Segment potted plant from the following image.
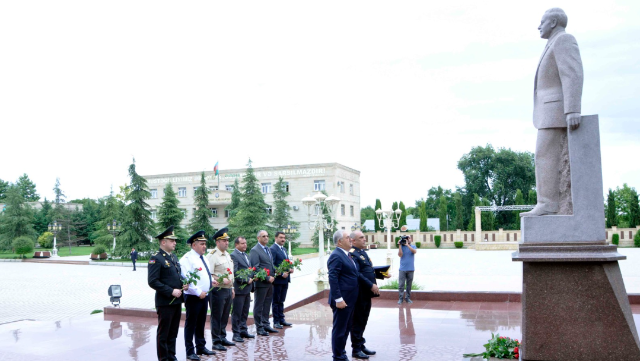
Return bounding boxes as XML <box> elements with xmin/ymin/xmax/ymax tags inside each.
<box><xmin>91</xmin><ymin>245</ymin><xmax>108</xmax><ymax>260</ymax></box>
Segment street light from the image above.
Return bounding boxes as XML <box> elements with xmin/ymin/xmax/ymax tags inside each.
<box><xmin>302</xmin><ymin>192</ymin><xmax>340</xmax><ymax>287</ymax></box>
<box><xmin>107</xmin><ymin>220</ymin><xmax>122</xmax><ymax>255</ymax></box>
<box><xmin>47</xmin><ymin>221</ymin><xmax>62</xmax><ymax>258</ymax></box>
<box><xmin>375</xmin><ymin>208</ymin><xmax>402</xmax><ymax>265</ymax></box>
<box><xmin>282</xmin><ymin>223</ymin><xmax>298</xmax><ymax>257</ymax></box>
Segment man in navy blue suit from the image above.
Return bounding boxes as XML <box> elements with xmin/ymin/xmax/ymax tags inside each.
<box><xmin>271</xmin><ymin>231</ymin><xmax>293</xmax><ymax>329</ymax></box>
<box><xmin>328</xmin><ymin>230</ymin><xmax>359</xmax><ymax>361</ymax></box>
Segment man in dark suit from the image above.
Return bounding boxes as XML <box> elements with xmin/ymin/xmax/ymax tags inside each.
<box><xmin>328</xmin><ymin>230</ymin><xmax>359</xmax><ymax>361</ymax></box>
<box><xmin>349</xmin><ymin>230</ymin><xmax>389</xmax><ymax>359</ymax></box>
<box><xmin>249</xmin><ymin>230</ymin><xmax>277</xmax><ymax>336</ymax></box>
<box><xmin>131</xmin><ymin>248</ymin><xmax>138</xmax><ymax>271</ymax></box>
<box><xmin>270</xmin><ymin>231</ymin><xmax>292</xmax><ymax>329</ymax></box>
<box><xmin>230</xmin><ymin>236</ymin><xmax>255</xmax><ymax>342</ymax></box>
<box><xmin>148</xmin><ymin>226</ymin><xmax>187</xmax><ymax>361</ymax></box>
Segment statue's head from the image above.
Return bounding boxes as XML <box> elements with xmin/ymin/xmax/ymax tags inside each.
<box><xmin>538</xmin><ymin>8</ymin><xmax>568</xmax><ymax>39</ymax></box>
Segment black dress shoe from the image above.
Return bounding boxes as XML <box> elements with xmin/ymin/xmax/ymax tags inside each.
<box><xmin>362</xmin><ymin>347</ymin><xmax>377</xmax><ymax>355</ymax></box>
<box><xmin>211</xmin><ymin>343</ymin><xmax>227</xmax><ymax>351</ymax></box>
<box><xmin>273</xmin><ymin>323</ymin><xmax>283</xmax><ymax>329</ymax></box>
<box><xmin>232</xmin><ymin>335</ymin><xmax>245</xmax><ymax>342</ymax></box>
<box><xmin>196</xmin><ymin>347</ymin><xmax>215</xmax><ymax>356</ymax></box>
<box><xmin>281</xmin><ymin>321</ymin><xmax>293</xmax><ymax>326</ymax></box>
<box><xmin>186</xmin><ymin>354</ymin><xmax>201</xmax><ymax>361</ymax></box>
<box><xmin>220</xmin><ymin>339</ymin><xmax>236</xmax><ymax>347</ymax></box>
<box><xmin>264</xmin><ymin>326</ymin><xmax>279</xmax><ymax>333</ymax></box>
<box><xmin>240</xmin><ymin>332</ymin><xmax>255</xmax><ymax>338</ymax></box>
<box><xmin>256</xmin><ymin>330</ymin><xmax>269</xmax><ymax>336</ymax></box>
<box><xmin>352</xmin><ymin>351</ymin><xmax>370</xmax><ymax>359</ymax></box>
<box><xmin>170</xmin><ymin>356</ymin><xmax>178</xmax><ymax>361</ymax></box>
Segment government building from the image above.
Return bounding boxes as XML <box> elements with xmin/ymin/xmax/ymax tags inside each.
<box><xmin>143</xmin><ymin>163</ymin><xmax>361</xmax><ymax>246</ymax></box>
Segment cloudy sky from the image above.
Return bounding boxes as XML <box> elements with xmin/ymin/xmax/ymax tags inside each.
<box><xmin>1</xmin><ymin>0</ymin><xmax>638</xmax><ymax>208</ymax></box>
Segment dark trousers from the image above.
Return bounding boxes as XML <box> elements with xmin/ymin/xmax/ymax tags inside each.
<box><xmin>132</xmin><ymin>260</ymin><xmax>136</xmax><ymax>270</ymax></box>
<box><xmin>156</xmin><ymin>304</ymin><xmax>181</xmax><ymax>361</ymax></box>
<box><xmin>272</xmin><ymin>283</ymin><xmax>289</xmax><ymax>324</ymax></box>
<box><xmin>232</xmin><ymin>292</ymin><xmax>251</xmax><ymax>336</ymax></box>
<box><xmin>331</xmin><ymin>303</ymin><xmax>356</xmax><ymax>361</ymax></box>
<box><xmin>350</xmin><ymin>293</ymin><xmax>372</xmax><ymax>352</ymax></box>
<box><xmin>253</xmin><ymin>285</ymin><xmax>273</xmax><ymax>330</ymax></box>
<box><xmin>209</xmin><ymin>288</ymin><xmax>232</xmax><ymax>343</ymax></box>
<box><xmin>184</xmin><ymin>294</ymin><xmax>209</xmax><ymax>355</ymax></box>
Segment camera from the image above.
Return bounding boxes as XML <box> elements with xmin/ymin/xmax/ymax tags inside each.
<box><xmin>399</xmin><ymin>235</ymin><xmax>410</xmax><ymax>246</ymax></box>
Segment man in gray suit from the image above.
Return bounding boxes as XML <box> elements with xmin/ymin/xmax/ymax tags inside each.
<box><xmin>230</xmin><ymin>237</ymin><xmax>254</xmax><ymax>342</ymax></box>
<box><xmin>249</xmin><ymin>230</ymin><xmax>277</xmax><ymax>336</ymax></box>
<box><xmin>521</xmin><ymin>8</ymin><xmax>583</xmax><ymax>217</ymax></box>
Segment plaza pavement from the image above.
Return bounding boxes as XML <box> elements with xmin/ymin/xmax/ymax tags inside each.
<box><xmin>1</xmin><ymin>248</ymin><xmax>639</xmax><ymax>324</ymax></box>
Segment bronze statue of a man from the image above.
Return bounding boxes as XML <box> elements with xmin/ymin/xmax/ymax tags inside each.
<box><xmin>521</xmin><ymin>8</ymin><xmax>583</xmax><ymax>217</ymax></box>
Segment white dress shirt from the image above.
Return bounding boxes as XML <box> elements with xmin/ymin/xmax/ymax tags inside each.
<box><xmin>179</xmin><ymin>249</ymin><xmax>213</xmax><ymax>296</ymax></box>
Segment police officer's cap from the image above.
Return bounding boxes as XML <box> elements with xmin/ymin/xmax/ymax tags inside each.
<box><xmin>187</xmin><ymin>230</ymin><xmax>207</xmax><ymax>244</ymax></box>
<box><xmin>156</xmin><ymin>225</ymin><xmax>178</xmax><ymax>241</ymax></box>
<box><xmin>213</xmin><ymin>227</ymin><xmax>230</xmax><ymax>241</ymax></box>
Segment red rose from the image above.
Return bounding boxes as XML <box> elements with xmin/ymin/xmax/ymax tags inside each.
<box><xmin>514</xmin><ymin>347</ymin><xmax>519</xmax><ymax>353</ymax></box>
<box><xmin>227</xmin><ymin>268</ymin><xmax>231</xmax><ymax>272</ymax></box>
<box><xmin>266</xmin><ymin>269</ymin><xmax>270</xmax><ymax>275</ymax></box>
<box><xmin>198</xmin><ymin>267</ymin><xmax>203</xmax><ymax>271</ymax></box>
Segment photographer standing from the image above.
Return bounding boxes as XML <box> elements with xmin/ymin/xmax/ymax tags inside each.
<box><xmin>397</xmin><ymin>235</ymin><xmax>417</xmax><ymax>304</ymax></box>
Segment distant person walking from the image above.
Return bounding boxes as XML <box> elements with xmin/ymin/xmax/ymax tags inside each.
<box><xmin>131</xmin><ymin>248</ymin><xmax>138</xmax><ymax>271</ymax></box>
<box><xmin>397</xmin><ymin>235</ymin><xmax>417</xmax><ymax>304</ymax></box>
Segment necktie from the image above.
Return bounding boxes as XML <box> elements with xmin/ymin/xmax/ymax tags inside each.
<box><xmin>281</xmin><ymin>246</ymin><xmax>288</xmax><ymax>260</ymax></box>
<box><xmin>242</xmin><ymin>252</ymin><xmax>249</xmax><ymax>265</ymax></box>
<box><xmin>264</xmin><ymin>246</ymin><xmax>272</xmax><ymax>260</ymax></box>
<box><xmin>348</xmin><ymin>253</ymin><xmax>356</xmax><ymax>269</ymax></box>
<box><xmin>200</xmin><ymin>255</ymin><xmax>213</xmax><ymax>290</ymax></box>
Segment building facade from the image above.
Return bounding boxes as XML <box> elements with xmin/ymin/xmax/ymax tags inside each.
<box><xmin>143</xmin><ymin>163</ymin><xmax>361</xmax><ymax>246</ymax></box>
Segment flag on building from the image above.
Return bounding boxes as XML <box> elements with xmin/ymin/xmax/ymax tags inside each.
<box><xmin>214</xmin><ymin>162</ymin><xmax>219</xmax><ymax>176</ymax></box>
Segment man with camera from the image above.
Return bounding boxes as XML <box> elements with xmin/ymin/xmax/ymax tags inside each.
<box><xmin>397</xmin><ymin>235</ymin><xmax>417</xmax><ymax>304</ymax></box>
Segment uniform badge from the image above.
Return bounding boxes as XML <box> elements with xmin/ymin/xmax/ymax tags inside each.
<box><xmin>149</xmin><ymin>259</ymin><xmax>156</xmax><ymax>264</ymax></box>
<box><xmin>349</xmin><ymin>249</ymin><xmax>355</xmax><ymax>253</ymax></box>
<box><xmin>360</xmin><ymin>255</ymin><xmax>365</xmax><ymax>260</ymax></box>
<box><xmin>163</xmin><ymin>253</ymin><xmax>167</xmax><ymax>257</ymax></box>
<box><xmin>165</xmin><ymin>260</ymin><xmax>170</xmax><ymax>266</ymax></box>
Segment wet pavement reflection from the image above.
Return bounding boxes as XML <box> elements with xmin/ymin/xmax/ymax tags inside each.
<box><xmin>2</xmin><ymin>300</ymin><xmax>638</xmax><ymax>360</ymax></box>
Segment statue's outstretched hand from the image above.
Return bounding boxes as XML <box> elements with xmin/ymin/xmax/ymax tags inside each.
<box><xmin>567</xmin><ymin>113</ymin><xmax>581</xmax><ymax>131</ymax></box>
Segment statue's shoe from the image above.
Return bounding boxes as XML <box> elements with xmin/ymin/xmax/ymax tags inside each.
<box><xmin>520</xmin><ymin>206</ymin><xmax>557</xmax><ymax>217</ymax></box>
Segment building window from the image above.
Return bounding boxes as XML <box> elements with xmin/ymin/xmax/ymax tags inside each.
<box><xmin>284</xmin><ymin>182</ymin><xmax>290</xmax><ymax>192</ymax></box>
<box><xmin>338</xmin><ymin>181</ymin><xmax>345</xmax><ymax>193</ymax></box>
<box><xmin>261</xmin><ymin>183</ymin><xmax>272</xmax><ymax>194</ymax></box>
<box><xmin>314</xmin><ymin>180</ymin><xmax>325</xmax><ymax>191</ymax></box>
<box><xmin>151</xmin><ymin>210</ymin><xmax>157</xmax><ymax>219</ymax></box>
<box><xmin>210</xmin><ymin>208</ymin><xmax>218</xmax><ymax>218</ymax></box>
<box><xmin>341</xmin><ymin>204</ymin><xmax>345</xmax><ymax>216</ymax></box>
<box><xmin>225</xmin><ymin>185</ymin><xmax>234</xmax><ymax>191</ymax></box>
<box><xmin>225</xmin><ymin>210</ymin><xmax>230</xmax><ymax>218</ymax></box>
<box><xmin>210</xmin><ymin>186</ymin><xmax>219</xmax><ymax>191</ymax></box>
<box><xmin>178</xmin><ymin>187</ymin><xmax>187</xmax><ymax>197</ymax></box>
<box><xmin>349</xmin><ymin>184</ymin><xmax>354</xmax><ymax>195</ymax></box>
<box><xmin>350</xmin><ymin>205</ymin><xmax>354</xmax><ymax>217</ymax></box>
<box><xmin>193</xmin><ymin>187</ymin><xmax>199</xmax><ymax>194</ymax></box>
<box><xmin>150</xmin><ymin>189</ymin><xmax>158</xmax><ymax>199</ymax></box>
<box><xmin>265</xmin><ymin>206</ymin><xmax>273</xmax><ymax>214</ymax></box>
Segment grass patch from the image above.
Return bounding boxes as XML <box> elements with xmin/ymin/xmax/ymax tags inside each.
<box><xmin>0</xmin><ymin>246</ymin><xmax>95</xmax><ymax>259</ymax></box>
<box><xmin>90</xmin><ymin>309</ymin><xmax>104</xmax><ymax>314</ymax></box>
<box><xmin>379</xmin><ymin>279</ymin><xmax>423</xmax><ymax>290</ymax></box>
<box><xmin>291</xmin><ymin>248</ymin><xmax>318</xmax><ymax>256</ymax></box>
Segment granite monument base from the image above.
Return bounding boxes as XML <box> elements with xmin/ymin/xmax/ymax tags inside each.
<box><xmin>515</xmin><ymin>244</ymin><xmax>640</xmax><ymax>360</ymax></box>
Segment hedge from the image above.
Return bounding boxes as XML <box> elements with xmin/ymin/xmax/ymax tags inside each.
<box><xmin>454</xmin><ymin>241</ymin><xmax>463</xmax><ymax>248</ymax></box>
<box><xmin>434</xmin><ymin>235</ymin><xmax>441</xmax><ymax>248</ymax></box>
<box><xmin>612</xmin><ymin>233</ymin><xmax>619</xmax><ymax>245</ymax></box>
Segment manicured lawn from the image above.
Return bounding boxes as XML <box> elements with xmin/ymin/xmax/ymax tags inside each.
<box><xmin>0</xmin><ymin>246</ymin><xmax>94</xmax><ymax>259</ymax></box>
<box><xmin>291</xmin><ymin>247</ymin><xmax>318</xmax><ymax>256</ymax></box>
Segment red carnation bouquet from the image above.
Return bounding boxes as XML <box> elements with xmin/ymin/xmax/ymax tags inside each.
<box><xmin>235</xmin><ymin>267</ymin><xmax>256</xmax><ymax>289</ymax></box>
<box><xmin>463</xmin><ymin>333</ymin><xmax>520</xmax><ymax>360</ymax></box>
<box><xmin>170</xmin><ymin>268</ymin><xmax>200</xmax><ymax>304</ymax></box>
<box><xmin>253</xmin><ymin>267</ymin><xmax>270</xmax><ymax>282</ymax></box>
<box><xmin>291</xmin><ymin>258</ymin><xmax>303</xmax><ymax>271</ymax></box>
<box><xmin>275</xmin><ymin>259</ymin><xmax>294</xmax><ymax>276</ymax></box>
<box><xmin>211</xmin><ymin>268</ymin><xmax>233</xmax><ymax>291</ymax></box>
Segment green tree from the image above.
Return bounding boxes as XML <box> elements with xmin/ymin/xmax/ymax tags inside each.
<box><xmin>391</xmin><ymin>202</ymin><xmax>399</xmax><ymax>231</ymax></box>
<box><xmin>118</xmin><ymin>160</ymin><xmax>155</xmax><ymax>257</ymax></box>
<box><xmin>614</xmin><ymin>184</ymin><xmax>638</xmax><ymax>228</ymax></box>
<box><xmin>438</xmin><ymin>196</ymin><xmax>448</xmax><ymax>231</ymax></box>
<box><xmin>481</xmin><ymin>198</ymin><xmax>496</xmax><ymax>231</ymax></box>
<box><xmin>454</xmin><ymin>193</ymin><xmax>464</xmax><ymax>230</ymax></box>
<box><xmin>398</xmin><ymin>201</ymin><xmax>407</xmax><ymax>230</ymax></box>
<box><xmin>360</xmin><ymin>205</ymin><xmax>375</xmax><ymax>226</ymax></box>
<box><xmin>419</xmin><ymin>201</ymin><xmax>428</xmax><ymax>232</ymax></box>
<box><xmin>225</xmin><ymin>178</ymin><xmax>242</xmax><ymax>222</ymax></box>
<box><xmin>606</xmin><ymin>189</ymin><xmax>617</xmax><ymax>228</ymax></box>
<box><xmin>527</xmin><ymin>190</ymin><xmax>537</xmax><ymax>205</ymax></box>
<box><xmin>49</xmin><ymin>178</ymin><xmax>68</xmax><ymax>222</ymax></box>
<box><xmin>310</xmin><ymin>190</ymin><xmax>338</xmax><ymax>248</ymax></box>
<box><xmin>33</xmin><ymin>198</ymin><xmax>52</xmax><ymax>235</ymax></box>
<box><xmin>16</xmin><ymin>174</ymin><xmax>40</xmax><ymax>202</ymax></box>
<box><xmin>91</xmin><ymin>189</ymin><xmax>124</xmax><ymax>249</ymax></box>
<box><xmin>0</xmin><ymin>185</ymin><xmax>37</xmax><ymax>251</ymax></box>
<box><xmin>374</xmin><ymin>199</ymin><xmax>382</xmax><ymax>232</ymax></box>
<box><xmin>188</xmin><ymin>172</ymin><xmax>216</xmax><ymax>245</ymax></box>
<box><xmin>13</xmin><ymin>236</ymin><xmax>34</xmax><ymax>258</ymax></box>
<box><xmin>157</xmin><ymin>182</ymin><xmax>188</xmax><ymax>255</ymax></box>
<box><xmin>514</xmin><ymin>189</ymin><xmax>525</xmax><ymax>230</ymax></box>
<box><xmin>467</xmin><ymin>194</ymin><xmax>481</xmax><ymax>231</ymax></box>
<box><xmin>0</xmin><ymin>179</ymin><xmax>9</xmax><ymax>201</ymax></box>
<box><xmin>629</xmin><ymin>189</ymin><xmax>640</xmax><ymax>228</ymax></box>
<box><xmin>227</xmin><ymin>159</ymin><xmax>272</xmax><ymax>250</ymax></box>
<box><xmin>271</xmin><ymin>177</ymin><xmax>300</xmax><ymax>246</ymax></box>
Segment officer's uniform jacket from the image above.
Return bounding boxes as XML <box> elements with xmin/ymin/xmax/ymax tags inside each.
<box><xmin>206</xmin><ymin>247</ymin><xmax>234</xmax><ymax>289</ymax></box>
<box><xmin>148</xmin><ymin>248</ymin><xmax>184</xmax><ymax>306</ymax></box>
<box><xmin>349</xmin><ymin>246</ymin><xmax>382</xmax><ymax>298</ymax></box>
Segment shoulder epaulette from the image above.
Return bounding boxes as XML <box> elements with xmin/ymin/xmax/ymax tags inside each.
<box><xmin>209</xmin><ymin>250</ymin><xmax>217</xmax><ymax>255</ymax></box>
<box><xmin>349</xmin><ymin>248</ymin><xmax>355</xmax><ymax>253</ymax></box>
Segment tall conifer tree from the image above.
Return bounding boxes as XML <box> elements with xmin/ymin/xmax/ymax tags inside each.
<box><xmin>0</xmin><ymin>185</ymin><xmax>37</xmax><ymax>250</ymax></box>
<box><xmin>454</xmin><ymin>193</ymin><xmax>464</xmax><ymax>230</ymax></box>
<box><xmin>606</xmin><ymin>189</ymin><xmax>617</xmax><ymax>228</ymax></box>
<box><xmin>158</xmin><ymin>182</ymin><xmax>188</xmax><ymax>254</ymax></box>
<box><xmin>119</xmin><ymin>159</ymin><xmax>154</xmax><ymax>257</ymax></box>
<box><xmin>374</xmin><ymin>199</ymin><xmax>382</xmax><ymax>232</ymax></box>
<box><xmin>438</xmin><ymin>196</ymin><xmax>448</xmax><ymax>231</ymax></box>
<box><xmin>225</xmin><ymin>178</ymin><xmax>242</xmax><ymax>223</ymax></box>
<box><xmin>419</xmin><ymin>202</ymin><xmax>428</xmax><ymax>232</ymax></box>
<box><xmin>16</xmin><ymin>174</ymin><xmax>39</xmax><ymax>202</ymax></box>
<box><xmin>272</xmin><ymin>177</ymin><xmax>300</xmax><ymax>243</ymax></box>
<box><xmin>189</xmin><ymin>172</ymin><xmax>216</xmax><ymax>244</ymax></box>
<box><xmin>514</xmin><ymin>189</ymin><xmax>525</xmax><ymax>230</ymax></box>
<box><xmin>398</xmin><ymin>201</ymin><xmax>407</xmax><ymax>230</ymax></box>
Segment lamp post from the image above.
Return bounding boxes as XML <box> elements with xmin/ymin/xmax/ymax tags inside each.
<box><xmin>107</xmin><ymin>220</ymin><xmax>122</xmax><ymax>255</ymax></box>
<box><xmin>375</xmin><ymin>208</ymin><xmax>402</xmax><ymax>266</ymax></box>
<box><xmin>48</xmin><ymin>221</ymin><xmax>62</xmax><ymax>258</ymax></box>
<box><xmin>282</xmin><ymin>223</ymin><xmax>298</xmax><ymax>258</ymax></box>
<box><xmin>302</xmin><ymin>192</ymin><xmax>340</xmax><ymax>289</ymax></box>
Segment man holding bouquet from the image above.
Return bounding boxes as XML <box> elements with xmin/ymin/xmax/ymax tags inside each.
<box><xmin>271</xmin><ymin>231</ymin><xmax>293</xmax><ymax>329</ymax></box>
<box><xmin>206</xmin><ymin>228</ymin><xmax>236</xmax><ymax>351</ymax></box>
<box><xmin>250</xmin><ymin>230</ymin><xmax>277</xmax><ymax>336</ymax></box>
<box><xmin>230</xmin><ymin>236</ymin><xmax>255</xmax><ymax>342</ymax></box>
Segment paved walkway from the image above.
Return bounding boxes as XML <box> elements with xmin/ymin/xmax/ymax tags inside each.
<box><xmin>2</xmin><ymin>248</ymin><xmax>639</xmax><ymax>324</ymax></box>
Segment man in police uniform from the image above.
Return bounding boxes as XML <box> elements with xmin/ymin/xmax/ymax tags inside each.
<box><xmin>148</xmin><ymin>226</ymin><xmax>187</xmax><ymax>361</ymax></box>
<box><xmin>349</xmin><ymin>230</ymin><xmax>389</xmax><ymax>359</ymax></box>
<box><xmin>206</xmin><ymin>227</ymin><xmax>236</xmax><ymax>351</ymax></box>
